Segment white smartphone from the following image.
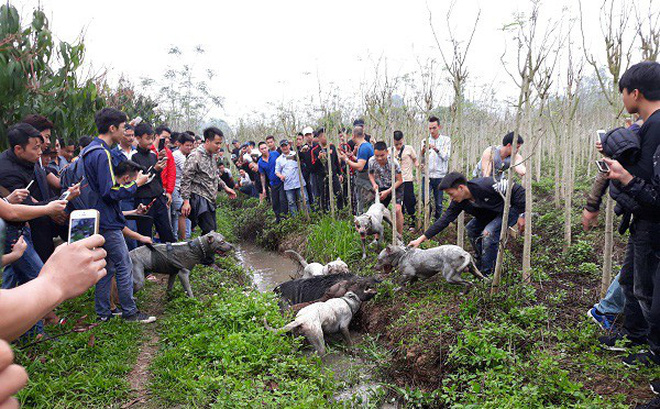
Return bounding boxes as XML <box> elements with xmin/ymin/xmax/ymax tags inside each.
<box><xmin>596</xmin><ymin>129</ymin><xmax>606</xmax><ymax>144</ymax></box>
<box><xmin>68</xmin><ymin>209</ymin><xmax>100</xmax><ymax>244</ymax></box>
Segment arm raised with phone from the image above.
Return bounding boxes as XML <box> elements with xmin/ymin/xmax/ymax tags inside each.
<box><xmin>0</xmin><ymin>196</ymin><xmax>67</xmax><ymax>222</ymax></box>
<box><xmin>0</xmin><ymin>234</ymin><xmax>107</xmax><ymax>341</ymax></box>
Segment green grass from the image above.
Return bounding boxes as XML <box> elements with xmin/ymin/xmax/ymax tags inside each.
<box><xmin>306</xmin><ymin>216</ymin><xmax>363</xmax><ymax>265</ymax></box>
<box><xmin>148</xmin><ymin>260</ymin><xmax>338</xmax><ymax>408</ymax></box>
<box><xmin>14</xmin><ymin>287</ymin><xmax>148</xmax><ymax>408</ymax></box>
<box><xmin>12</xmin><ymin>174</ymin><xmax>648</xmax><ymax>408</ymax></box>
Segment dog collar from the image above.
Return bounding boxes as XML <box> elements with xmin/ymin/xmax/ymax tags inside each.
<box><xmin>190</xmin><ymin>237</ymin><xmax>208</xmax><ymax>259</ymax></box>
<box><xmin>339</xmin><ymin>296</ymin><xmax>358</xmax><ymax>315</ymax></box>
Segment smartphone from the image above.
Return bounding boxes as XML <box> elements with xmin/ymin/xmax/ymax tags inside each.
<box><xmin>158</xmin><ymin>138</ymin><xmax>166</xmax><ymax>151</ymax></box>
<box><xmin>596</xmin><ymin>130</ymin><xmax>606</xmax><ymax>144</ymax></box>
<box><xmin>68</xmin><ymin>209</ymin><xmax>100</xmax><ymax>244</ymax></box>
<box><xmin>144</xmin><ymin>197</ymin><xmax>157</xmax><ymax>212</ymax></box>
<box><xmin>59</xmin><ymin>190</ymin><xmax>71</xmax><ymax>201</ymax></box>
<box><xmin>595</xmin><ymin>160</ymin><xmax>610</xmax><ymax>173</ymax></box>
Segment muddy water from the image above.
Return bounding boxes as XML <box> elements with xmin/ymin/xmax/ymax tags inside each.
<box><xmin>235</xmin><ymin>243</ymin><xmax>393</xmax><ymax>407</ymax></box>
<box><xmin>235</xmin><ymin>242</ymin><xmax>299</xmax><ymax>291</ymax></box>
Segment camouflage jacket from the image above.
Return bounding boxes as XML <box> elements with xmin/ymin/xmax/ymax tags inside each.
<box><xmin>180</xmin><ymin>146</ymin><xmax>226</xmax><ymax>203</ymax></box>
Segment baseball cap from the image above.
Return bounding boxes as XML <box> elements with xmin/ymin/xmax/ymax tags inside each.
<box><xmin>302</xmin><ymin>126</ymin><xmax>314</xmax><ymax>135</ymax></box>
<box><xmin>279</xmin><ymin>139</ymin><xmax>290</xmax><ymax>146</ymax></box>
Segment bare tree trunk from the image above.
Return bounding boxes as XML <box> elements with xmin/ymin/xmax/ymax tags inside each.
<box><xmin>416</xmin><ymin>136</ymin><xmax>423</xmax><ymax>230</ymax></box>
<box><xmin>424</xmin><ymin>136</ymin><xmax>431</xmax><ymax>231</ymax></box>
<box><xmin>295</xmin><ymin>145</ymin><xmax>310</xmax><ymax>221</ymax></box>
<box><xmin>601</xmin><ymin>196</ymin><xmax>615</xmax><ymax>297</ymax></box>
<box><xmin>327</xmin><ymin>139</ymin><xmax>336</xmax><ymax>219</ymax></box>
<box><xmin>391</xmin><ymin>131</ymin><xmax>397</xmax><ymax>245</ymax></box>
<box><xmin>562</xmin><ymin>124</ymin><xmax>574</xmax><ymax>252</ymax></box>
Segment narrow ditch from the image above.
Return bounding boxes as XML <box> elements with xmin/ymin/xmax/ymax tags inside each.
<box><xmin>235</xmin><ymin>242</ymin><xmax>394</xmax><ymax>407</ymax></box>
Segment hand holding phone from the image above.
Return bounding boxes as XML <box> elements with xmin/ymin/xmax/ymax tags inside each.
<box><xmin>42</xmin><ymin>234</ymin><xmax>107</xmax><ymax>301</ymax></box>
<box><xmin>5</xmin><ymin>188</ymin><xmax>30</xmax><ymax>204</ymax></box>
<box><xmin>595</xmin><ymin>160</ymin><xmax>610</xmax><ymax>173</ymax></box>
<box><xmin>143</xmin><ymin>197</ymin><xmax>157</xmax><ymax>213</ymax></box>
<box><xmin>68</xmin><ymin>210</ymin><xmax>100</xmax><ymax>244</ymax></box>
<box><xmin>46</xmin><ymin>200</ymin><xmax>68</xmax><ymax>216</ymax></box>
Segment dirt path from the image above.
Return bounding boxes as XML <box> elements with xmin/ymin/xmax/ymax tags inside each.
<box><xmin>122</xmin><ymin>278</ymin><xmax>167</xmax><ymax>409</ymax></box>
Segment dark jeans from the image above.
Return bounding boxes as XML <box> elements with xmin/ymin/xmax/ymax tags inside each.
<box><xmin>270</xmin><ymin>183</ymin><xmax>288</xmax><ymax>222</ymax></box>
<box><xmin>120</xmin><ymin>199</ymin><xmax>137</xmax><ymax>250</ymax></box>
<box><xmin>303</xmin><ymin>171</ymin><xmax>315</xmax><ymax>206</ymax></box>
<box><xmin>622</xmin><ymin>219</ymin><xmax>660</xmax><ymax>354</ymax></box>
<box><xmin>317</xmin><ymin>174</ymin><xmax>344</xmax><ymax>212</ymax></box>
<box><xmin>95</xmin><ymin>229</ymin><xmax>137</xmax><ymax>318</ymax></box>
<box><xmin>2</xmin><ymin>226</ymin><xmax>44</xmax><ymax>336</ymax></box>
<box><xmin>402</xmin><ymin>181</ymin><xmax>416</xmax><ymax>220</ymax></box>
<box><xmin>197</xmin><ymin>209</ymin><xmax>217</xmax><ymax>235</ymax></box>
<box><xmin>135</xmin><ymin>195</ymin><xmax>176</xmax><ymax>244</ymax></box>
<box><xmin>423</xmin><ymin>177</ymin><xmax>445</xmax><ymax>220</ymax></box>
<box><xmin>239</xmin><ymin>184</ymin><xmax>257</xmax><ymax>198</ymax></box>
<box><xmin>29</xmin><ymin>216</ymin><xmax>55</xmax><ymax>263</ymax></box>
<box><xmin>465</xmin><ymin>216</ymin><xmax>502</xmax><ymax>276</ymax></box>
<box><xmin>285</xmin><ymin>187</ymin><xmax>310</xmax><ymax>215</ymax></box>
<box><xmin>619</xmin><ymin>238</ymin><xmax>648</xmax><ymax>343</ymax></box>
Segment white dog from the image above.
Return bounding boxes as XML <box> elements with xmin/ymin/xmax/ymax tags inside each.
<box><xmin>264</xmin><ymin>290</ymin><xmax>376</xmax><ymax>354</ymax></box>
<box><xmin>353</xmin><ymin>191</ymin><xmax>393</xmax><ymax>259</ymax></box>
<box><xmin>285</xmin><ymin>250</ymin><xmax>350</xmax><ymax>279</ymax></box>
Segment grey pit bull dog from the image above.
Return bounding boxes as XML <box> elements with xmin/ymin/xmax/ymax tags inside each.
<box><xmin>354</xmin><ymin>191</ymin><xmax>392</xmax><ymax>259</ymax></box>
<box><xmin>264</xmin><ymin>289</ymin><xmax>377</xmax><ymax>355</ymax></box>
<box><xmin>375</xmin><ymin>244</ymin><xmax>485</xmax><ymax>287</ymax></box>
<box><xmin>130</xmin><ymin>232</ymin><xmax>234</xmax><ymax>298</ymax></box>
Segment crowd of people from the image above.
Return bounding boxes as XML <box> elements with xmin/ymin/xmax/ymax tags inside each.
<box><xmin>1</xmin><ymin>60</ymin><xmax>659</xmax><ymax>407</ymax></box>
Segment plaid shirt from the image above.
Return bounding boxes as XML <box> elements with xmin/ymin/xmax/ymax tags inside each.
<box><xmin>180</xmin><ymin>146</ymin><xmax>226</xmax><ymax>203</ymax></box>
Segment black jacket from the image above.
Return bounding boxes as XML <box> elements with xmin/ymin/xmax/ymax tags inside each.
<box><xmin>617</xmin><ymin>110</ymin><xmax>660</xmax><ymax>220</ymax></box>
<box><xmin>424</xmin><ymin>177</ymin><xmax>526</xmax><ymax>239</ymax></box>
<box><xmin>310</xmin><ymin>143</ymin><xmax>342</xmax><ymax>178</ymax></box>
<box><xmin>0</xmin><ymin>149</ymin><xmax>51</xmax><ymax>228</ymax></box>
<box><xmin>131</xmin><ymin>146</ymin><xmax>164</xmax><ymax>199</ymax></box>
<box><xmin>298</xmin><ymin>143</ymin><xmax>316</xmax><ymax>176</ymax></box>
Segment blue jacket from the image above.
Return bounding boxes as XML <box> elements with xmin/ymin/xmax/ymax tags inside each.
<box><xmin>82</xmin><ymin>137</ymin><xmax>137</xmax><ymax>231</ymax></box>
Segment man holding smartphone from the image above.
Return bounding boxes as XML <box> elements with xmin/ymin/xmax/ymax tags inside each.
<box><xmin>131</xmin><ymin>122</ymin><xmax>176</xmax><ymax>244</ymax></box>
<box><xmin>154</xmin><ymin>126</ymin><xmax>176</xmax><ymax>209</ymax></box>
<box><xmin>83</xmin><ymin>108</ymin><xmax>155</xmax><ymax>324</ymax></box>
<box><xmin>581</xmin><ymin>62</ymin><xmax>660</xmax><ymax>381</ymax></box>
<box><xmin>0</xmin><ymin>123</ymin><xmax>69</xmax><ymax>339</ymax></box>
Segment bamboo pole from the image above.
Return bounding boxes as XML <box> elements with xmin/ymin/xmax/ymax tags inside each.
<box><xmin>327</xmin><ymin>128</ymin><xmax>336</xmax><ymax>219</ymax></box>
<box><xmin>391</xmin><ymin>131</ymin><xmax>397</xmax><ymax>245</ymax></box>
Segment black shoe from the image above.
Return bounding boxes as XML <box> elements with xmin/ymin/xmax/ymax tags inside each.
<box><xmin>599</xmin><ymin>332</ymin><xmax>645</xmax><ymax>352</ymax></box>
<box><xmin>623</xmin><ymin>351</ymin><xmax>660</xmax><ymax>368</ymax></box>
<box><xmin>97</xmin><ymin>315</ymin><xmax>113</xmax><ymax>323</ymax></box>
<box><xmin>123</xmin><ymin>311</ymin><xmax>156</xmax><ymax>324</ymax></box>
<box><xmin>110</xmin><ymin>308</ymin><xmax>123</xmax><ymax>316</ymax></box>
<box><xmin>636</xmin><ymin>396</ymin><xmax>660</xmax><ymax>408</ymax></box>
<box><xmin>651</xmin><ymin>379</ymin><xmax>660</xmax><ymax>395</ymax></box>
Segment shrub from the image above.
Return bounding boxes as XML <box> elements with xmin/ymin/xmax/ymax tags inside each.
<box><xmin>306</xmin><ymin>217</ymin><xmax>362</xmax><ymax>265</ymax></box>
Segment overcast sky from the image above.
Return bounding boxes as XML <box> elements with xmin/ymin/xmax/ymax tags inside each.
<box><xmin>13</xmin><ymin>0</ymin><xmax>648</xmax><ymax>126</ymax></box>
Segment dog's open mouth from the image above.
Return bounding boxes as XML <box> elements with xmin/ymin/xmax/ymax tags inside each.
<box><xmin>215</xmin><ymin>245</ymin><xmax>234</xmax><ymax>255</ymax></box>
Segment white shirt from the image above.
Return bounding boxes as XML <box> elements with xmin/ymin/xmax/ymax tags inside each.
<box><xmin>427</xmin><ymin>134</ymin><xmax>451</xmax><ymax>179</ymax></box>
<box><xmin>172</xmin><ymin>150</ymin><xmax>187</xmax><ymax>190</ymax></box>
